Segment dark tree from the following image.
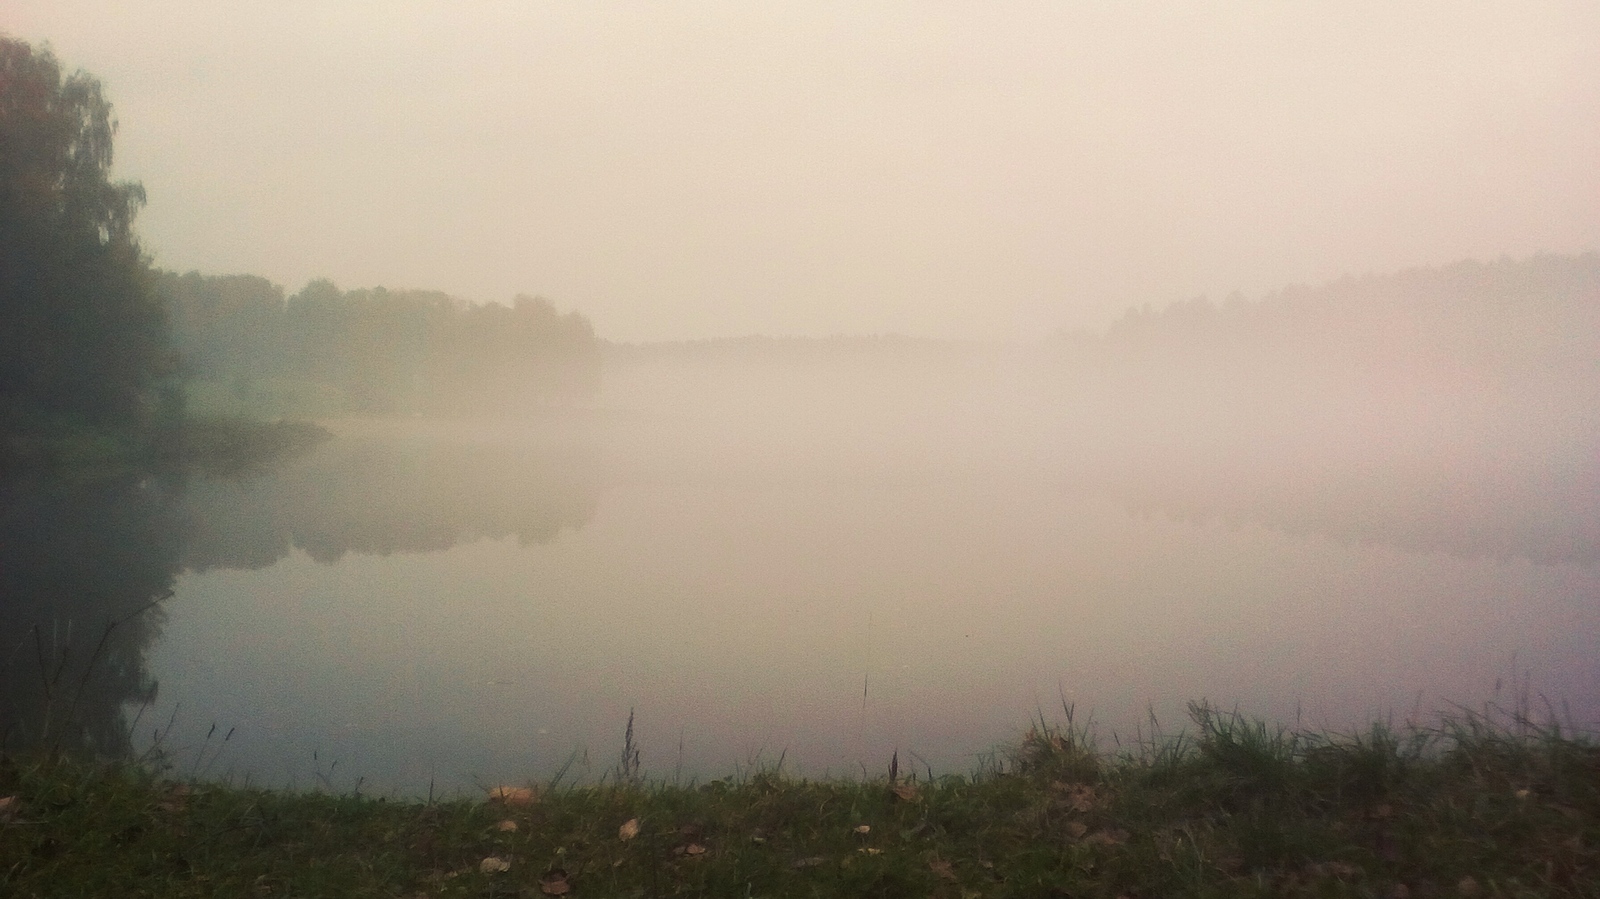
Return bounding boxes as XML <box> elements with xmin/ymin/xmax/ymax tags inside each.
<box><xmin>0</xmin><ymin>37</ymin><xmax>175</xmax><ymax>451</ymax></box>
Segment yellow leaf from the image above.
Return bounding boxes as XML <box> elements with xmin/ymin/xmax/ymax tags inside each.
<box><xmin>479</xmin><ymin>857</ymin><xmax>511</xmax><ymax>874</ymax></box>
<box><xmin>685</xmin><ymin>843</ymin><xmax>707</xmax><ymax>856</ymax></box>
<box><xmin>853</xmin><ymin>824</ymin><xmax>871</xmax><ymax>834</ymax></box>
<box><xmin>495</xmin><ymin>819</ymin><xmax>518</xmax><ymax>832</ymax></box>
<box><xmin>619</xmin><ymin>817</ymin><xmax>640</xmax><ymax>841</ymax></box>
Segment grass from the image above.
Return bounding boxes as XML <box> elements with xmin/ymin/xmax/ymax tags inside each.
<box><xmin>3</xmin><ymin>702</ymin><xmax>1598</xmax><ymax>898</ymax></box>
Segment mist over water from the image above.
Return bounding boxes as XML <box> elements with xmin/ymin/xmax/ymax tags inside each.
<box><xmin>3</xmin><ymin>258</ymin><xmax>1594</xmax><ymax>794</ymax></box>
<box><xmin>112</xmin><ymin>273</ymin><xmax>1598</xmax><ymax>793</ymax></box>
<box><xmin>5</xmin><ymin>7</ymin><xmax>1599</xmax><ymax>807</ymax></box>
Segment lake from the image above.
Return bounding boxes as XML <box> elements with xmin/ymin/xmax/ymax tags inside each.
<box><xmin>6</xmin><ymin>343</ymin><xmax>1598</xmax><ymax>794</ymax></box>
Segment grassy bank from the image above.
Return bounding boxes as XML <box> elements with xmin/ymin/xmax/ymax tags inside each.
<box><xmin>3</xmin><ymin>704</ymin><xmax>1597</xmax><ymax>898</ymax></box>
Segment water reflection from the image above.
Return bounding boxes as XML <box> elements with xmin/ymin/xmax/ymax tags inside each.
<box><xmin>6</xmin><ymin>371</ymin><xmax>1597</xmax><ymax>790</ymax></box>
<box><xmin>1091</xmin><ymin>449</ymin><xmax>1600</xmax><ymax>567</ymax></box>
<box><xmin>0</xmin><ymin>427</ymin><xmax>601</xmax><ymax>760</ymax></box>
<box><xmin>0</xmin><ymin>470</ymin><xmax>180</xmax><ymax>756</ymax></box>
<box><xmin>181</xmin><ymin>428</ymin><xmax>600</xmax><ymax>570</ymax></box>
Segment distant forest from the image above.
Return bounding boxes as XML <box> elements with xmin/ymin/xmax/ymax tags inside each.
<box><xmin>1049</xmin><ymin>253</ymin><xmax>1600</xmax><ymax>566</ymax></box>
<box><xmin>156</xmin><ymin>272</ymin><xmax>602</xmax><ymax>416</ymax></box>
<box><xmin>1060</xmin><ymin>253</ymin><xmax>1600</xmax><ymax>393</ymax></box>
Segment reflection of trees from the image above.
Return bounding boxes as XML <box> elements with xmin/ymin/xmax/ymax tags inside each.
<box><xmin>1098</xmin><ymin>450</ymin><xmax>1600</xmax><ymax>566</ymax></box>
<box><xmin>0</xmin><ymin>471</ymin><xmax>181</xmax><ymax>756</ymax></box>
<box><xmin>0</xmin><ymin>432</ymin><xmax>598</xmax><ymax>756</ymax></box>
<box><xmin>181</xmin><ymin>434</ymin><xmax>600</xmax><ymax>570</ymax></box>
<box><xmin>1052</xmin><ymin>255</ymin><xmax>1600</xmax><ymax>566</ymax></box>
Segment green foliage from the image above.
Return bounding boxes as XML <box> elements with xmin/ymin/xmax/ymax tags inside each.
<box><xmin>156</xmin><ymin>271</ymin><xmax>603</xmax><ymax>416</ymax></box>
<box><xmin>5</xmin><ymin>706</ymin><xmax>1598</xmax><ymax>897</ymax></box>
<box><xmin>0</xmin><ymin>37</ymin><xmax>177</xmax><ymax>454</ymax></box>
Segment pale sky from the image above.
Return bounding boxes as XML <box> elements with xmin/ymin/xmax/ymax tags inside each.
<box><xmin>9</xmin><ymin>2</ymin><xmax>1599</xmax><ymax>341</ymax></box>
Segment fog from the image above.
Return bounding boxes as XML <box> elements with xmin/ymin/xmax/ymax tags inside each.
<box><xmin>115</xmin><ymin>257</ymin><xmax>1599</xmax><ymax>788</ymax></box>
<box><xmin>9</xmin><ymin>257</ymin><xmax>1599</xmax><ymax>784</ymax></box>
<box><xmin>10</xmin><ymin>2</ymin><xmax>1599</xmax><ymax>340</ymax></box>
<box><xmin>6</xmin><ymin>6</ymin><xmax>1599</xmax><ymax>787</ymax></box>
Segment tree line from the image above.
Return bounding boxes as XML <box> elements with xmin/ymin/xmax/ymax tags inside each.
<box><xmin>1060</xmin><ymin>254</ymin><xmax>1600</xmax><ymax>394</ymax></box>
<box><xmin>2</xmin><ymin>33</ymin><xmax>603</xmax><ymax>467</ymax></box>
<box><xmin>157</xmin><ymin>272</ymin><xmax>601</xmax><ymax>416</ymax></box>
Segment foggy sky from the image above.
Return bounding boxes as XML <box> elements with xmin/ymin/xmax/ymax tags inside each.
<box><xmin>10</xmin><ymin>2</ymin><xmax>1599</xmax><ymax>341</ymax></box>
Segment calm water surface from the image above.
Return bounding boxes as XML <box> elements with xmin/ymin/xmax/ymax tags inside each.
<box><xmin>9</xmin><ymin>350</ymin><xmax>1599</xmax><ymax>794</ymax></box>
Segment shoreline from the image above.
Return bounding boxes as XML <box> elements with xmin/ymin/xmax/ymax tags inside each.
<box><xmin>5</xmin><ymin>702</ymin><xmax>1596</xmax><ymax>896</ymax></box>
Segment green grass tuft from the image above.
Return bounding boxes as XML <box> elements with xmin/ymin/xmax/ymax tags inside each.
<box><xmin>3</xmin><ymin>702</ymin><xmax>1598</xmax><ymax>897</ymax></box>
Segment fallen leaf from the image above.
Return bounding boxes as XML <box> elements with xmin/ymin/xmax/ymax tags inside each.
<box><xmin>1514</xmin><ymin>788</ymin><xmax>1531</xmax><ymax>800</ymax></box>
<box><xmin>540</xmin><ymin>870</ymin><xmax>571</xmax><ymax>895</ymax></box>
<box><xmin>157</xmin><ymin>785</ymin><xmax>191</xmax><ymax>814</ymax></box>
<box><xmin>1456</xmin><ymin>877</ymin><xmax>1480</xmax><ymax>897</ymax></box>
<box><xmin>854</xmin><ymin>824</ymin><xmax>871</xmax><ymax>834</ymax></box>
<box><xmin>859</xmin><ymin>847</ymin><xmax>882</xmax><ymax>855</ymax></box>
<box><xmin>792</xmin><ymin>856</ymin><xmax>826</xmax><ymax>869</ymax></box>
<box><xmin>495</xmin><ymin>820</ymin><xmax>519</xmax><ymax>832</ymax></box>
<box><xmin>891</xmin><ymin>783</ymin><xmax>921</xmax><ymax>801</ymax></box>
<box><xmin>929</xmin><ymin>859</ymin><xmax>957</xmax><ymax>881</ymax></box>
<box><xmin>489</xmin><ymin>785</ymin><xmax>538</xmax><ymax>806</ymax></box>
<box><xmin>479</xmin><ymin>857</ymin><xmax>511</xmax><ymax>874</ymax></box>
<box><xmin>1390</xmin><ymin>885</ymin><xmax>1411</xmax><ymax>899</ymax></box>
<box><xmin>0</xmin><ymin>796</ymin><xmax>16</xmax><ymax>822</ymax></box>
<box><xmin>619</xmin><ymin>818</ymin><xmax>640</xmax><ymax>841</ymax></box>
<box><xmin>1064</xmin><ymin>821</ymin><xmax>1088</xmax><ymax>839</ymax></box>
<box><xmin>685</xmin><ymin>843</ymin><xmax>707</xmax><ymax>856</ymax></box>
